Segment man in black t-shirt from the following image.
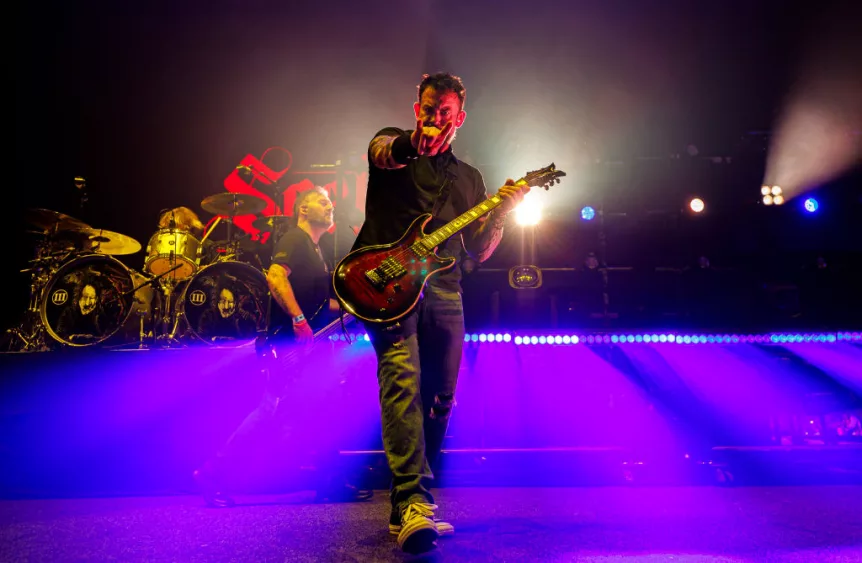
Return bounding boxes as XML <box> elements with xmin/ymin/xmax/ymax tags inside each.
<box><xmin>266</xmin><ymin>188</ymin><xmax>336</xmax><ymax>339</ymax></box>
<box><xmin>193</xmin><ymin>187</ymin><xmax>371</xmax><ymax>507</ymax></box>
<box><xmin>351</xmin><ymin>73</ymin><xmax>529</xmax><ymax>553</ymax></box>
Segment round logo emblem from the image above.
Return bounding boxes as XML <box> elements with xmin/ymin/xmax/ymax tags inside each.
<box><xmin>189</xmin><ymin>289</ymin><xmax>207</xmax><ymax>306</ymax></box>
<box><xmin>52</xmin><ymin>289</ymin><xmax>69</xmax><ymax>305</ymax></box>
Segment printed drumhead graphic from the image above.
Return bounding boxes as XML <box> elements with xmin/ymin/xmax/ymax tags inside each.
<box><xmin>182</xmin><ymin>262</ymin><xmax>267</xmax><ymax>344</ymax></box>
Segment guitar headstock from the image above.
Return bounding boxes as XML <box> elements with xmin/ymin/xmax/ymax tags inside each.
<box><xmin>520</xmin><ymin>163</ymin><xmax>566</xmax><ymax>191</ymax></box>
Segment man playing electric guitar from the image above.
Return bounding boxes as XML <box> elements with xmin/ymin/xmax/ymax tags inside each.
<box><xmin>348</xmin><ymin>73</ymin><xmax>530</xmax><ymax>554</ymax></box>
<box><xmin>192</xmin><ymin>186</ymin><xmax>371</xmax><ymax>507</ymax></box>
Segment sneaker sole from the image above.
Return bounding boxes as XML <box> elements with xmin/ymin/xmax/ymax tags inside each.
<box><xmin>390</xmin><ymin>523</ymin><xmax>454</xmax><ymax>537</ymax></box>
<box><xmin>397</xmin><ymin>521</ymin><xmax>439</xmax><ymax>554</ymax></box>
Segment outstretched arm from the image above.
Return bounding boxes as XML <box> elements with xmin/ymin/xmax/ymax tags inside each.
<box><xmin>368</xmin><ymin>121</ymin><xmax>456</xmax><ymax>170</ymax></box>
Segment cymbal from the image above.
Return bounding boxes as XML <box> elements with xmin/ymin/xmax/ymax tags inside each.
<box><xmin>201</xmin><ymin>192</ymin><xmax>267</xmax><ymax>216</ymax></box>
<box><xmin>25</xmin><ymin>208</ymin><xmax>90</xmax><ymax>232</ymax></box>
<box><xmin>64</xmin><ymin>228</ymin><xmax>142</xmax><ymax>255</ymax></box>
<box><xmin>251</xmin><ymin>215</ymin><xmax>292</xmax><ymax>233</ymax></box>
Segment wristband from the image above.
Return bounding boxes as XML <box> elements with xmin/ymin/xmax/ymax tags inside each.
<box><xmin>292</xmin><ymin>314</ymin><xmax>306</xmax><ymax>325</ymax></box>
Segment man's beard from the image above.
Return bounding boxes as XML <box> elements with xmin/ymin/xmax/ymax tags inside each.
<box><xmin>311</xmin><ymin>215</ymin><xmax>334</xmax><ymax>229</ymax></box>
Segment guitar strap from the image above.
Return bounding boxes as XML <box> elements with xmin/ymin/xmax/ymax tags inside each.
<box><xmin>429</xmin><ymin>154</ymin><xmax>455</xmax><ymax>217</ymax></box>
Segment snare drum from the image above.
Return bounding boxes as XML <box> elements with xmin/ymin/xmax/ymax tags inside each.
<box><xmin>177</xmin><ymin>261</ymin><xmax>268</xmax><ymax>346</ymax></box>
<box><xmin>144</xmin><ymin>228</ymin><xmax>201</xmax><ymax>281</ymax></box>
<box><xmin>41</xmin><ymin>254</ymin><xmax>154</xmax><ymax>347</ymax></box>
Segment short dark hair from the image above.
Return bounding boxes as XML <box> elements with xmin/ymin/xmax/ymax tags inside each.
<box><xmin>293</xmin><ymin>186</ymin><xmax>328</xmax><ymax>218</ymax></box>
<box><xmin>417</xmin><ymin>73</ymin><xmax>466</xmax><ymax>108</ymax></box>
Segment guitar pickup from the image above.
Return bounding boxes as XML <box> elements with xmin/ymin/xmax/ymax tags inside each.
<box><xmin>380</xmin><ymin>257</ymin><xmax>407</xmax><ymax>278</ymax></box>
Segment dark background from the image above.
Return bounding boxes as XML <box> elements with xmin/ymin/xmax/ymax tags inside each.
<box><xmin>12</xmin><ymin>0</ymin><xmax>862</xmax><ymax>333</ymax></box>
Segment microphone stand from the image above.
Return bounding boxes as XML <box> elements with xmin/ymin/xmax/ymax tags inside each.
<box><xmin>309</xmin><ymin>160</ymin><xmax>343</xmax><ymax>265</ymax></box>
<box><xmin>237</xmin><ymin>164</ymin><xmax>289</xmax><ymax>206</ymax></box>
<box><xmin>237</xmin><ymin>164</ymin><xmax>288</xmax><ymax>357</ymax></box>
<box><xmin>256</xmin><ymin>226</ymin><xmax>280</xmax><ymax>359</ymax></box>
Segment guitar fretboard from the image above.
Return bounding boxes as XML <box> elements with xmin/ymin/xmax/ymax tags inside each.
<box><xmin>420</xmin><ymin>194</ymin><xmax>504</xmax><ymax>249</ymax></box>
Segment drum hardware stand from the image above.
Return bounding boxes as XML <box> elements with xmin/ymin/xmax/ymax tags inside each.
<box><xmin>5</xmin><ymin>294</ymin><xmax>49</xmax><ymax>352</ymax></box>
<box><xmin>154</xmin><ymin>265</ymin><xmax>186</xmax><ymax>347</ymax></box>
<box><xmin>106</xmin><ymin>263</ymin><xmax>183</xmax><ymax>348</ymax></box>
<box><xmin>4</xmin><ymin>238</ymin><xmax>70</xmax><ymax>352</ymax></box>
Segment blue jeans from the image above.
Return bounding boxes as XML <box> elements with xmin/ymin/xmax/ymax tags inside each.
<box><xmin>364</xmin><ymin>284</ymin><xmax>465</xmax><ymax>512</ymax></box>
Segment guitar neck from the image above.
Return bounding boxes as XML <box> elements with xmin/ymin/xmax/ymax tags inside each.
<box><xmin>313</xmin><ymin>312</ymin><xmax>355</xmax><ymax>342</ymax></box>
<box><xmin>420</xmin><ymin>193</ymin><xmax>506</xmax><ymax>249</ymax></box>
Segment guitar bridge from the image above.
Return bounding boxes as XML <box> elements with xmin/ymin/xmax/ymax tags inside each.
<box><xmin>365</xmin><ymin>257</ymin><xmax>408</xmax><ymax>290</ymax></box>
<box><xmin>365</xmin><ymin>269</ymin><xmax>384</xmax><ymax>288</ymax></box>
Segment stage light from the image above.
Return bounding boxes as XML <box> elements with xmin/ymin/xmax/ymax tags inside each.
<box><xmin>580</xmin><ymin>206</ymin><xmax>596</xmax><ymax>221</ymax></box>
<box><xmin>761</xmin><ymin>185</ymin><xmax>771</xmax><ymax>195</ymax></box>
<box><xmin>763</xmin><ymin>195</ymin><xmax>774</xmax><ymax>205</ymax></box>
<box><xmin>773</xmin><ymin>195</ymin><xmax>785</xmax><ymax>205</ymax></box>
<box><xmin>689</xmin><ymin>198</ymin><xmax>705</xmax><ymax>213</ymax></box>
<box><xmin>803</xmin><ymin>197</ymin><xmax>819</xmax><ymax>213</ymax></box>
<box><xmin>514</xmin><ymin>198</ymin><xmax>542</xmax><ymax>226</ymax></box>
<box><xmin>771</xmin><ymin>186</ymin><xmax>782</xmax><ymax>196</ymax></box>
<box><xmin>509</xmin><ymin>265</ymin><xmax>543</xmax><ymax>289</ymax></box>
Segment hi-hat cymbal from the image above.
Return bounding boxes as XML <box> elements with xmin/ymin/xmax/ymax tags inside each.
<box><xmin>25</xmin><ymin>208</ymin><xmax>90</xmax><ymax>232</ymax></box>
<box><xmin>201</xmin><ymin>192</ymin><xmax>267</xmax><ymax>216</ymax></box>
<box><xmin>64</xmin><ymin>228</ymin><xmax>142</xmax><ymax>255</ymax></box>
<box><xmin>251</xmin><ymin>215</ymin><xmax>292</xmax><ymax>233</ymax></box>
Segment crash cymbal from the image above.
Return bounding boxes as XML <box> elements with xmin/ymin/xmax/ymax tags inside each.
<box><xmin>251</xmin><ymin>215</ymin><xmax>292</xmax><ymax>232</ymax></box>
<box><xmin>201</xmin><ymin>192</ymin><xmax>267</xmax><ymax>216</ymax></box>
<box><xmin>25</xmin><ymin>208</ymin><xmax>90</xmax><ymax>232</ymax></box>
<box><xmin>64</xmin><ymin>228</ymin><xmax>142</xmax><ymax>255</ymax></box>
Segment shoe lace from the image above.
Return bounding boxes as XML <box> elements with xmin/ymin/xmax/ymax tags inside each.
<box><xmin>401</xmin><ymin>502</ymin><xmax>438</xmax><ymax>522</ymax></box>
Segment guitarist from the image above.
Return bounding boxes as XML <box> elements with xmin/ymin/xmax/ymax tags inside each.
<box><xmin>192</xmin><ymin>186</ymin><xmax>371</xmax><ymax>507</ymax></box>
<box><xmin>351</xmin><ymin>72</ymin><xmax>529</xmax><ymax>554</ymax></box>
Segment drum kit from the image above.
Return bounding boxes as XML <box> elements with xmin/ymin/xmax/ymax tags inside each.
<box><xmin>8</xmin><ymin>193</ymin><xmax>290</xmax><ymax>352</ymax></box>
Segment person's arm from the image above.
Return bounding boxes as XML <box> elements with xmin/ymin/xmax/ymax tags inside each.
<box><xmin>464</xmin><ymin>209</ymin><xmax>506</xmax><ymax>264</ymax></box>
<box><xmin>267</xmin><ymin>264</ymin><xmax>304</xmax><ymax>319</ymax></box>
<box><xmin>369</xmin><ymin>130</ymin><xmax>414</xmax><ymax>170</ymax></box>
<box><xmin>464</xmin><ymin>177</ymin><xmax>529</xmax><ymax>263</ymax></box>
<box><xmin>368</xmin><ymin>122</ymin><xmax>456</xmax><ymax>170</ymax></box>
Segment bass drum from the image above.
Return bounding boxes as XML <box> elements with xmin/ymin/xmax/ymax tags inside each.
<box><xmin>178</xmin><ymin>261</ymin><xmax>268</xmax><ymax>346</ymax></box>
<box><xmin>41</xmin><ymin>254</ymin><xmax>154</xmax><ymax>347</ymax></box>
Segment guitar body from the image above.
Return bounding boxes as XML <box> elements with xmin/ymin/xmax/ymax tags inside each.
<box><xmin>333</xmin><ymin>214</ymin><xmax>456</xmax><ymax>323</ymax></box>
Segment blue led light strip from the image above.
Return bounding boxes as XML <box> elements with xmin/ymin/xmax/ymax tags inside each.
<box><xmin>329</xmin><ymin>332</ymin><xmax>862</xmax><ymax>344</ymax></box>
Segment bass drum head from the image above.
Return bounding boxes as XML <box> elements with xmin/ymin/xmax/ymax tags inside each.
<box><xmin>180</xmin><ymin>261</ymin><xmax>268</xmax><ymax>346</ymax></box>
<box><xmin>41</xmin><ymin>254</ymin><xmax>138</xmax><ymax>347</ymax></box>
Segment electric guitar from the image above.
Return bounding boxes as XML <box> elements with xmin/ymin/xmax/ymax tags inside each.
<box><xmin>333</xmin><ymin>163</ymin><xmax>566</xmax><ymax>323</ymax></box>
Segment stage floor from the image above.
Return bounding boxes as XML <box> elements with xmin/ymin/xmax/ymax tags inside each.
<box><xmin>1</xmin><ymin>486</ymin><xmax>860</xmax><ymax>562</ymax></box>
